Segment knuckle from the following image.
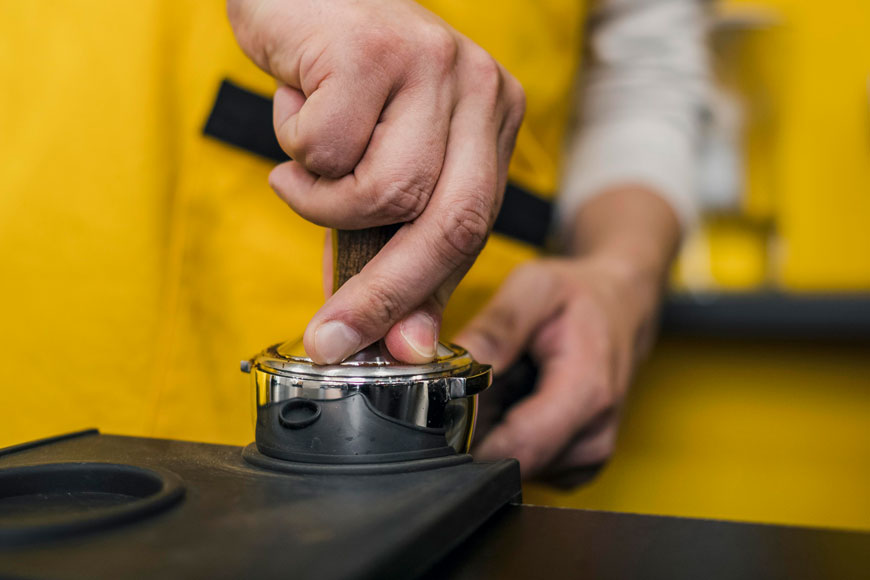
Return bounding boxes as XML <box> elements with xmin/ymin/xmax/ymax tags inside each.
<box><xmin>507</xmin><ymin>75</ymin><xmax>526</xmax><ymax>108</ymax></box>
<box><xmin>466</xmin><ymin>49</ymin><xmax>503</xmax><ymax>102</ymax></box>
<box><xmin>373</xmin><ymin>170</ymin><xmax>435</xmax><ymax>222</ymax></box>
<box><xmin>439</xmin><ymin>196</ymin><xmax>492</xmax><ymax>262</ymax></box>
<box><xmin>357</xmin><ymin>29</ymin><xmax>402</xmax><ymax>64</ymax></box>
<box><xmin>227</xmin><ymin>1</ymin><xmax>266</xmax><ymax>63</ymax></box>
<box><xmin>421</xmin><ymin>26</ymin><xmax>459</xmax><ymax>72</ymax></box>
<box><xmin>301</xmin><ymin>143</ymin><xmax>356</xmax><ymax>179</ymax></box>
<box><xmin>505</xmin><ymin>77</ymin><xmax>526</xmax><ymax>126</ymax></box>
<box><xmin>357</xmin><ymin>29</ymin><xmax>421</xmax><ymax>83</ymax></box>
<box><xmin>356</xmin><ymin>278</ymin><xmax>404</xmax><ymax>329</ymax></box>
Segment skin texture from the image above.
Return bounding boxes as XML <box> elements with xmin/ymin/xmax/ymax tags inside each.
<box><xmin>455</xmin><ymin>186</ymin><xmax>681</xmax><ymax>481</ymax></box>
<box><xmin>228</xmin><ymin>0</ymin><xmax>526</xmax><ymax>365</ymax></box>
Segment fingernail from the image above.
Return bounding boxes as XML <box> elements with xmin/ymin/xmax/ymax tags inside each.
<box><xmin>400</xmin><ymin>311</ymin><xmax>438</xmax><ymax>360</ymax></box>
<box><xmin>313</xmin><ymin>321</ymin><xmax>361</xmax><ymax>364</ymax></box>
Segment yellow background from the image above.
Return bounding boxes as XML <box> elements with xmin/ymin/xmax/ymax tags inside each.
<box><xmin>674</xmin><ymin>0</ymin><xmax>870</xmax><ymax>290</ymax></box>
<box><xmin>0</xmin><ymin>0</ymin><xmax>867</xmax><ymax>534</ymax></box>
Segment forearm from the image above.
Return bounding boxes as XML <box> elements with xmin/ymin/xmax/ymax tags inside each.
<box><xmin>558</xmin><ymin>0</ymin><xmax>710</xmax><ymax>231</ymax></box>
<box><xmin>568</xmin><ymin>185</ymin><xmax>681</xmax><ymax>295</ymax></box>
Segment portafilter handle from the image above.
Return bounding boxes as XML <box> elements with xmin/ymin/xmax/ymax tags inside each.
<box><xmin>332</xmin><ymin>224</ymin><xmax>401</xmax><ymax>292</ymax></box>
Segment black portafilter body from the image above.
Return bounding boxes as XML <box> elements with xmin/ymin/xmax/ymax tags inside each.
<box><xmin>242</xmin><ymin>226</ymin><xmax>492</xmax><ymax>467</ymax></box>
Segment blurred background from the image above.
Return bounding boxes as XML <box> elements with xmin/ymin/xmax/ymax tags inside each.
<box><xmin>1</xmin><ymin>0</ymin><xmax>866</xmax><ymax>535</ymax></box>
<box><xmin>525</xmin><ymin>0</ymin><xmax>870</xmax><ymax>532</ymax></box>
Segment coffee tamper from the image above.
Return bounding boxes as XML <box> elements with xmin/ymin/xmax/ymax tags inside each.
<box><xmin>241</xmin><ymin>226</ymin><xmax>492</xmax><ymax>470</ymax></box>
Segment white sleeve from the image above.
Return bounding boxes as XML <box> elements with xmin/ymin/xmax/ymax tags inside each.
<box><xmin>557</xmin><ymin>0</ymin><xmax>711</xmax><ymax>230</ymax></box>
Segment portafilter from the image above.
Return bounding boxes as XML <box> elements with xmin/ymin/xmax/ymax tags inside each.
<box><xmin>242</xmin><ymin>226</ymin><xmax>492</xmax><ymax>465</ymax></box>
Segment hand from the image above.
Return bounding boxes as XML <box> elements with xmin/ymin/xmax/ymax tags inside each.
<box><xmin>455</xmin><ymin>187</ymin><xmax>680</xmax><ymax>482</ymax></box>
<box><xmin>228</xmin><ymin>0</ymin><xmax>525</xmax><ymax>364</ymax></box>
<box><xmin>455</xmin><ymin>256</ymin><xmax>660</xmax><ymax>481</ymax></box>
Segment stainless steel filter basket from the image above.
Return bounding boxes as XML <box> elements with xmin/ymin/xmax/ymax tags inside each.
<box><xmin>242</xmin><ymin>338</ymin><xmax>491</xmax><ymax>464</ymax></box>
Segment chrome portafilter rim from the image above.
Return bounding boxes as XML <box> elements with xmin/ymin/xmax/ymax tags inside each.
<box><xmin>242</xmin><ymin>339</ymin><xmax>491</xmax><ymax>462</ymax></box>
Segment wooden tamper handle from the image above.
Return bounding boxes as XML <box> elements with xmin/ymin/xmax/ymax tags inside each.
<box><xmin>333</xmin><ymin>224</ymin><xmax>401</xmax><ymax>292</ymax></box>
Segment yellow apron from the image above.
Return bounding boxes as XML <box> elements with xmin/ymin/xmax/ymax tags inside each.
<box><xmin>0</xmin><ymin>0</ymin><xmax>584</xmax><ymax>446</ymax></box>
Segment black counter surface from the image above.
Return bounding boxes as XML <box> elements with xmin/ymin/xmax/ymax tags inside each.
<box><xmin>426</xmin><ymin>502</ymin><xmax>870</xmax><ymax>580</ymax></box>
<box><xmin>0</xmin><ymin>431</ymin><xmax>520</xmax><ymax>580</ymax></box>
<box><xmin>1</xmin><ymin>431</ymin><xmax>868</xmax><ymax>579</ymax></box>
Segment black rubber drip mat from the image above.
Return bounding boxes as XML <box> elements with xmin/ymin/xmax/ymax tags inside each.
<box><xmin>0</xmin><ymin>462</ymin><xmax>185</xmax><ymax>547</ymax></box>
<box><xmin>0</xmin><ymin>430</ymin><xmax>521</xmax><ymax>580</ymax></box>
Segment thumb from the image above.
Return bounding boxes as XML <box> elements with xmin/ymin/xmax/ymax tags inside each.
<box><xmin>454</xmin><ymin>262</ymin><xmax>563</xmax><ymax>373</ymax></box>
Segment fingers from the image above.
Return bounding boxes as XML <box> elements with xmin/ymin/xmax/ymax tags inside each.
<box><xmin>272</xmin><ymin>71</ymin><xmax>391</xmax><ymax>178</ymax></box>
<box><xmin>474</xmin><ymin>365</ymin><xmax>607</xmax><ymax>477</ymax></box>
<box><xmin>471</xmin><ymin>354</ymin><xmax>539</xmax><ymax>448</ymax></box>
<box><xmin>534</xmin><ymin>415</ymin><xmax>618</xmax><ymax>488</ymax></box>
<box><xmin>383</xmin><ymin>301</ymin><xmax>442</xmax><ymax>364</ymax></box>
<box><xmin>272</xmin><ymin>84</ymin><xmax>306</xmax><ymax>134</ymax></box>
<box><xmin>320</xmin><ymin>232</ymin><xmax>441</xmax><ymax>364</ymax></box>
<box><xmin>269</xmin><ymin>81</ymin><xmax>451</xmax><ymax>229</ymax></box>
<box><xmin>301</xmin><ymin>76</ymin><xmax>506</xmax><ymax>364</ymax></box>
<box><xmin>549</xmin><ymin>412</ymin><xmax>619</xmax><ymax>469</ymax></box>
<box><xmin>473</xmin><ymin>305</ymin><xmax>616</xmax><ymax>477</ymax></box>
<box><xmin>454</xmin><ymin>263</ymin><xmax>563</xmax><ymax>373</ymax></box>
<box><xmin>494</xmin><ymin>62</ymin><xmax>526</xmax><ymax>187</ymax></box>
<box><xmin>233</xmin><ymin>1</ymin><xmax>528</xmax><ymax>371</ymax></box>
<box><xmin>319</xmin><ymin>228</ymin><xmax>442</xmax><ymax>364</ymax></box>
<box><xmin>379</xmin><ymin>261</ymin><xmax>473</xmax><ymax>363</ymax></box>
<box><xmin>376</xmin><ymin>60</ymin><xmax>524</xmax><ymax>365</ymax></box>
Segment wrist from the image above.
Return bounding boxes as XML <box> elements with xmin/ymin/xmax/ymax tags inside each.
<box><xmin>566</xmin><ymin>184</ymin><xmax>681</xmax><ymax>290</ymax></box>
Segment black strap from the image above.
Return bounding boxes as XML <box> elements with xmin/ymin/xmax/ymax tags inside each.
<box><xmin>203</xmin><ymin>79</ymin><xmax>553</xmax><ymax>248</ymax></box>
<box><xmin>203</xmin><ymin>80</ymin><xmax>287</xmax><ymax>162</ymax></box>
<box><xmin>493</xmin><ymin>184</ymin><xmax>552</xmax><ymax>251</ymax></box>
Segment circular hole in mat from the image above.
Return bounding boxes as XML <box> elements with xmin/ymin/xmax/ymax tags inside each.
<box><xmin>0</xmin><ymin>462</ymin><xmax>185</xmax><ymax>547</ymax></box>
